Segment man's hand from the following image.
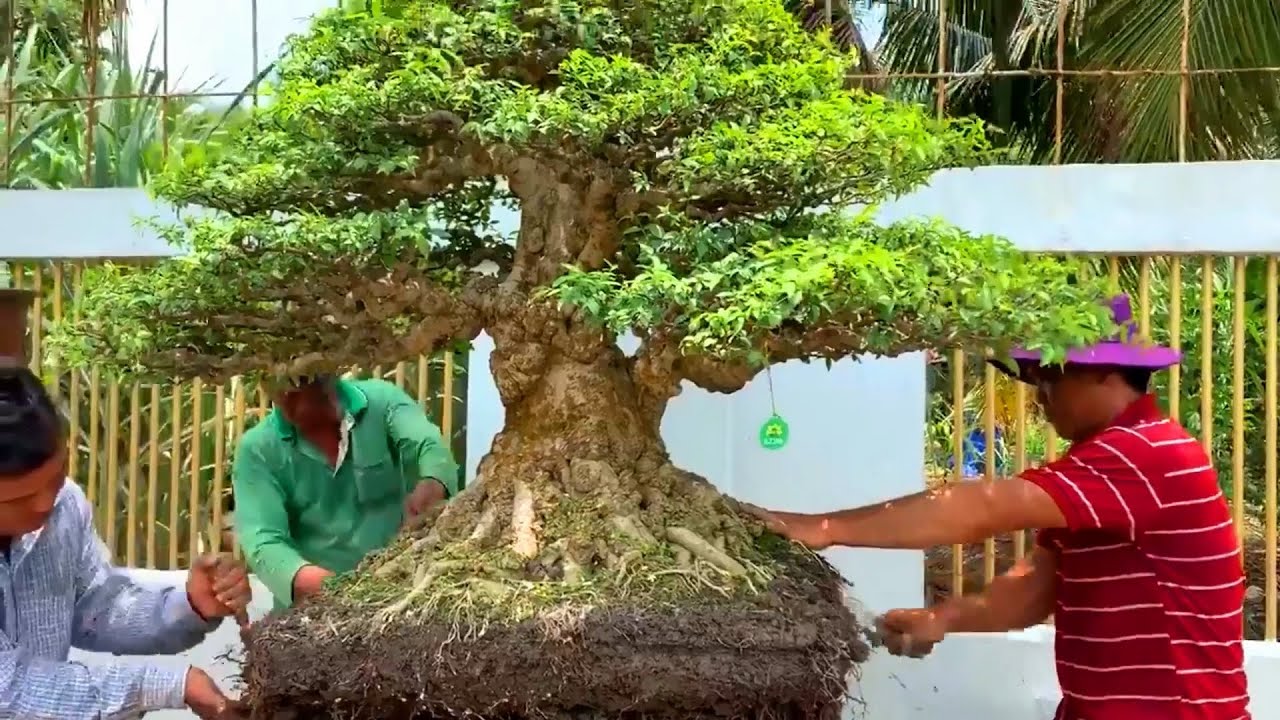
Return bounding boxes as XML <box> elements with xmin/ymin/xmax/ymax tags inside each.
<box><xmin>876</xmin><ymin>608</ymin><xmax>949</xmax><ymax>658</ymax></box>
<box><xmin>740</xmin><ymin>504</ymin><xmax>836</xmax><ymax>550</ymax></box>
<box><xmin>184</xmin><ymin>667</ymin><xmax>247</xmax><ymax>719</ymax></box>
<box><xmin>405</xmin><ymin>479</ymin><xmax>447</xmax><ymax>518</ymax></box>
<box><xmin>292</xmin><ymin>564</ymin><xmax>335</xmax><ymax>601</ymax></box>
<box><xmin>187</xmin><ymin>554</ymin><xmax>252</xmax><ymax>621</ymax></box>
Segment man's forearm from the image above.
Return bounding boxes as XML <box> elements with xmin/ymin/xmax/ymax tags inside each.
<box><xmin>817</xmin><ymin>480</ymin><xmax>1063</xmax><ymax>550</ymax></box>
<box><xmin>936</xmin><ymin>553</ymin><xmax>1056</xmax><ymax>633</ymax></box>
<box><xmin>820</xmin><ymin>485</ymin><xmax>994</xmax><ymax>549</ymax></box>
<box><xmin>240</xmin><ymin>536</ymin><xmax>310</xmax><ymax>605</ymax></box>
<box><xmin>935</xmin><ymin>581</ymin><xmax>1051</xmax><ymax>633</ymax></box>
<box><xmin>417</xmin><ymin>458</ymin><xmax>458</xmax><ymax>497</ymax></box>
<box><xmin>72</xmin><ymin>574</ymin><xmax>215</xmax><ymax>655</ymax></box>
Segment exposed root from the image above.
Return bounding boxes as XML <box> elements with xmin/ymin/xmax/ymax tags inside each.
<box><xmin>511</xmin><ymin>479</ymin><xmax>539</xmax><ymax>558</ymax></box>
<box><xmin>340</xmin><ymin>455</ymin><xmax>777</xmax><ymax>628</ymax></box>
<box><xmin>377</xmin><ymin>561</ymin><xmax>457</xmax><ymax>624</ymax></box>
<box><xmin>373</xmin><ymin>530</ymin><xmax>439</xmax><ymax>580</ymax></box>
<box><xmin>469</xmin><ymin>504</ymin><xmax>499</xmax><ymax>543</ymax></box>
<box><xmin>666</xmin><ymin>525</ymin><xmax>748</xmax><ymax>576</ymax></box>
<box><xmin>610</xmin><ymin>515</ymin><xmax>657</xmax><ymax>545</ymax></box>
<box><xmin>562</xmin><ymin>551</ymin><xmax>584</xmax><ymax>584</ymax></box>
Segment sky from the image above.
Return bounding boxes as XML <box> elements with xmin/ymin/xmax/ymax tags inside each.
<box><xmin>126</xmin><ymin>0</ymin><xmax>886</xmax><ymax>100</ymax></box>
<box><xmin>125</xmin><ymin>0</ymin><xmax>334</xmax><ymax>97</ymax></box>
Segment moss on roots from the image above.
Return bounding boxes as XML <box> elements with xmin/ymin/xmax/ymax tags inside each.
<box><xmin>329</xmin><ymin>459</ymin><xmax>786</xmax><ymax>631</ymax></box>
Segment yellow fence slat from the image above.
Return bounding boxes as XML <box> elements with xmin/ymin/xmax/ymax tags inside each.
<box><xmin>104</xmin><ymin>380</ymin><xmax>120</xmax><ymax>559</ymax></box>
<box><xmin>949</xmin><ymin>349</ymin><xmax>965</xmax><ymax>597</ymax></box>
<box><xmin>127</xmin><ymin>383</ymin><xmax>141</xmax><ymax>567</ymax></box>
<box><xmin>442</xmin><ymin>354</ymin><xmax>456</xmax><ymax>441</ymax></box>
<box><xmin>1169</xmin><ymin>259</ymin><xmax>1183</xmax><ymax>421</ymax></box>
<box><xmin>1201</xmin><ymin>256</ymin><xmax>1215</xmax><ymax>455</ymax></box>
<box><xmin>169</xmin><ymin>382</ymin><xmax>183</xmax><ymax>569</ymax></box>
<box><xmin>189</xmin><ymin>378</ymin><xmax>203</xmax><ymax>563</ymax></box>
<box><xmin>87</xmin><ymin>367</ymin><xmax>101</xmax><ymax>520</ymax></box>
<box><xmin>212</xmin><ymin>383</ymin><xmax>227</xmax><ymax>555</ymax></box>
<box><xmin>1265</xmin><ymin>257</ymin><xmax>1278</xmax><ymax>641</ymax></box>
<box><xmin>146</xmin><ymin>384</ymin><xmax>162</xmax><ymax>569</ymax></box>
<box><xmin>982</xmin><ymin>357</ymin><xmax>996</xmax><ymax>584</ymax></box>
<box><xmin>1232</xmin><ymin>257</ymin><xmax>1247</xmax><ymax>542</ymax></box>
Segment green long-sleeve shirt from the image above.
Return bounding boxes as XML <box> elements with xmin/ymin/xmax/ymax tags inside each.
<box><xmin>232</xmin><ymin>378</ymin><xmax>458</xmax><ymax>609</ymax></box>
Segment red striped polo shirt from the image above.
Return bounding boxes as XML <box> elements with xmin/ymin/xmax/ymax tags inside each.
<box><xmin>1023</xmin><ymin>394</ymin><xmax>1249</xmax><ymax>720</ymax></box>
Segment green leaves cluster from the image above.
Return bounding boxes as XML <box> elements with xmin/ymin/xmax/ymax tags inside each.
<box><xmin>554</xmin><ymin>210</ymin><xmax>1114</xmax><ymax>364</ymax></box>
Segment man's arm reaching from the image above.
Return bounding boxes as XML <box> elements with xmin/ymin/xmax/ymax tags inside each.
<box><xmin>232</xmin><ymin>441</ymin><xmax>331</xmax><ymax>603</ymax></box>
<box><xmin>748</xmin><ymin>437</ymin><xmax>1165</xmax><ymax>552</ymax></box>
<box><xmin>875</xmin><ymin>545</ymin><xmax>1058</xmax><ymax>657</ymax></box>
<box><xmin>751</xmin><ymin>479</ymin><xmax>1068</xmax><ymax>550</ymax></box>
<box><xmin>934</xmin><ymin>544</ymin><xmax>1058</xmax><ymax>633</ymax></box>
<box><xmin>0</xmin><ymin>484</ymin><xmax>216</xmax><ymax>718</ymax></box>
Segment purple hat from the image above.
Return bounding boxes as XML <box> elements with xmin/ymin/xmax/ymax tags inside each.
<box><xmin>991</xmin><ymin>294</ymin><xmax>1181</xmax><ymax>383</ymax></box>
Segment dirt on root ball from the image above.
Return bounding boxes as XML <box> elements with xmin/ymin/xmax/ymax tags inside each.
<box><xmin>242</xmin><ymin>552</ymin><xmax>869</xmax><ymax>720</ymax></box>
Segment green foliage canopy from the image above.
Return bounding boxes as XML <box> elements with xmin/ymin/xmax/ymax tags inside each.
<box><xmin>52</xmin><ymin>0</ymin><xmax>1113</xmax><ymax>383</ymax></box>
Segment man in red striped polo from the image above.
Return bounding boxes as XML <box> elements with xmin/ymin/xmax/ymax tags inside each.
<box><xmin>745</xmin><ymin>294</ymin><xmax>1250</xmax><ymax>719</ymax></box>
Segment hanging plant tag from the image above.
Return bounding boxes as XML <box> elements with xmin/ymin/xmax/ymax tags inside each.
<box><xmin>758</xmin><ymin>414</ymin><xmax>790</xmax><ymax>450</ymax></box>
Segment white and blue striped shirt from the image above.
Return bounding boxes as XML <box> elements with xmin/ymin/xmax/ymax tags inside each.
<box><xmin>0</xmin><ymin>481</ymin><xmax>218</xmax><ymax>719</ymax></box>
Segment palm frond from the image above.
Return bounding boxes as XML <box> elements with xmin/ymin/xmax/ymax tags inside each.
<box><xmin>784</xmin><ymin>0</ymin><xmax>885</xmax><ymax>90</ymax></box>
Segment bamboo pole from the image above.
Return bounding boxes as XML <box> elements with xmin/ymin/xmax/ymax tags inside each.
<box><xmin>146</xmin><ymin>385</ymin><xmax>161</xmax><ymax>568</ymax></box>
<box><xmin>126</xmin><ymin>383</ymin><xmax>141</xmax><ymax>567</ymax></box>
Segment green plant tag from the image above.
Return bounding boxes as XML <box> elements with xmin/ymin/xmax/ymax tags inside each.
<box><xmin>758</xmin><ymin>414</ymin><xmax>789</xmax><ymax>450</ymax></box>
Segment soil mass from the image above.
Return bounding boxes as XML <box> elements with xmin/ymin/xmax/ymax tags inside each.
<box><xmin>243</xmin><ymin>537</ymin><xmax>868</xmax><ymax>720</ymax></box>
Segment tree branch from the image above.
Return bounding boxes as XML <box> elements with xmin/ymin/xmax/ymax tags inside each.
<box><xmin>63</xmin><ymin>267</ymin><xmax>499</xmax><ymax>382</ymax></box>
<box><xmin>630</xmin><ymin>333</ymin><xmax>761</xmax><ymax>399</ymax></box>
<box><xmin>504</xmin><ymin>156</ymin><xmax>622</xmax><ymax>288</ymax></box>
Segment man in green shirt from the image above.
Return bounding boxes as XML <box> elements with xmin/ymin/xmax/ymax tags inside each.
<box><xmin>232</xmin><ymin>376</ymin><xmax>459</xmax><ymax>608</ymax></box>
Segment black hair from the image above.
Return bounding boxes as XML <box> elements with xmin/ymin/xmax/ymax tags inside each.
<box><xmin>1116</xmin><ymin>367</ymin><xmax>1153</xmax><ymax>394</ymax></box>
<box><xmin>0</xmin><ymin>368</ymin><xmax>63</xmax><ymax>476</ymax></box>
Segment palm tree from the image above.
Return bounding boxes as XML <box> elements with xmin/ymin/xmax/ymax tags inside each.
<box><xmin>786</xmin><ymin>0</ymin><xmax>886</xmax><ymax>90</ymax></box>
<box><xmin>874</xmin><ymin>0</ymin><xmax>1280</xmax><ymax>162</ymax></box>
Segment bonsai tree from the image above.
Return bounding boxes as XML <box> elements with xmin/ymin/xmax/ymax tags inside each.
<box><xmin>52</xmin><ymin>1</ymin><xmax>1111</xmax><ymax>717</ymax></box>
